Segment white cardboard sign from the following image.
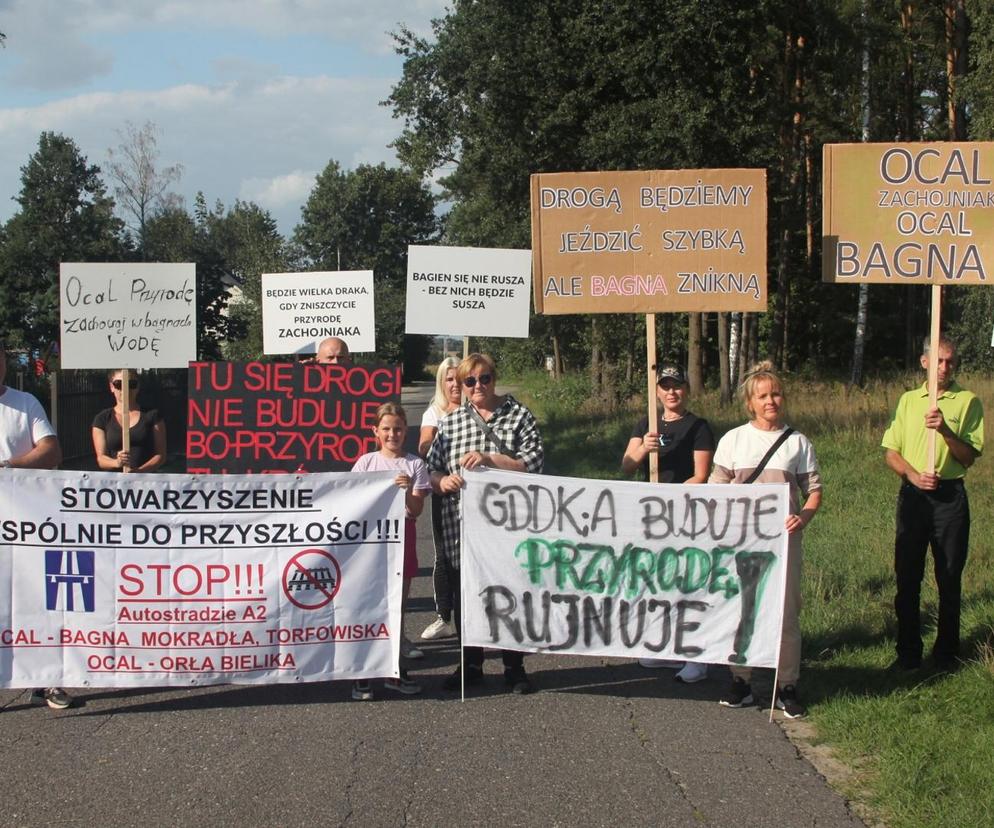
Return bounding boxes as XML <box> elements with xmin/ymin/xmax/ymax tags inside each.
<box><xmin>262</xmin><ymin>271</ymin><xmax>376</xmax><ymax>355</ymax></box>
<box><xmin>59</xmin><ymin>262</ymin><xmax>196</xmax><ymax>369</ymax></box>
<box><xmin>405</xmin><ymin>245</ymin><xmax>532</xmax><ymax>337</ymax></box>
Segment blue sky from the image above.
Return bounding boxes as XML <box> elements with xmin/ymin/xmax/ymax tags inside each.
<box><xmin>0</xmin><ymin>0</ymin><xmax>448</xmax><ymax>235</ymax></box>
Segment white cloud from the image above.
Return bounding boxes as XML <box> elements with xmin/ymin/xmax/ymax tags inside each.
<box><xmin>0</xmin><ymin>73</ymin><xmax>404</xmax><ymax>234</ymax></box>
<box><xmin>240</xmin><ymin>169</ymin><xmax>316</xmax><ymax>210</ymax></box>
<box><xmin>0</xmin><ymin>0</ymin><xmax>448</xmax><ymax>52</ymax></box>
<box><xmin>0</xmin><ymin>1</ymin><xmax>447</xmax><ymax>233</ymax></box>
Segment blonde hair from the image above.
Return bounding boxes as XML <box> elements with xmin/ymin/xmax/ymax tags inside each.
<box><xmin>739</xmin><ymin>361</ymin><xmax>784</xmax><ymax>419</ymax></box>
<box><xmin>431</xmin><ymin>357</ymin><xmax>460</xmax><ymax>415</ymax></box>
<box><xmin>457</xmin><ymin>352</ymin><xmax>497</xmax><ymax>384</ymax></box>
<box><xmin>374</xmin><ymin>402</ymin><xmax>408</xmax><ymax>426</ymax></box>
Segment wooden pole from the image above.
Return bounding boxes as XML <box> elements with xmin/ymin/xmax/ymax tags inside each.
<box><xmin>925</xmin><ymin>285</ymin><xmax>942</xmax><ymax>474</ymax></box>
<box><xmin>463</xmin><ymin>336</ymin><xmax>470</xmax><ymax>360</ymax></box>
<box><xmin>646</xmin><ymin>314</ymin><xmax>659</xmax><ymax>483</ymax></box>
<box><xmin>50</xmin><ymin>370</ymin><xmax>58</xmax><ymax>435</ymax></box>
<box><xmin>121</xmin><ymin>368</ymin><xmax>132</xmax><ymax>473</ymax></box>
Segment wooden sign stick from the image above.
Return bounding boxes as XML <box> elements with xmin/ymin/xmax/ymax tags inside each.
<box><xmin>646</xmin><ymin>314</ymin><xmax>659</xmax><ymax>483</ymax></box>
<box><xmin>121</xmin><ymin>368</ymin><xmax>132</xmax><ymax>474</ymax></box>
<box><xmin>925</xmin><ymin>284</ymin><xmax>942</xmax><ymax>474</ymax></box>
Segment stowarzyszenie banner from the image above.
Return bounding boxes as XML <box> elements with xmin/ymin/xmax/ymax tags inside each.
<box><xmin>0</xmin><ymin>470</ymin><xmax>403</xmax><ymax>687</ymax></box>
<box><xmin>461</xmin><ymin>469</ymin><xmax>788</xmax><ymax>668</ymax></box>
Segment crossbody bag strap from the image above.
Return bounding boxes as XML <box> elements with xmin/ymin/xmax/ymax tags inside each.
<box><xmin>466</xmin><ymin>405</ymin><xmax>514</xmax><ymax>456</ymax></box>
<box><xmin>743</xmin><ymin>427</ymin><xmax>794</xmax><ymax>484</ymax></box>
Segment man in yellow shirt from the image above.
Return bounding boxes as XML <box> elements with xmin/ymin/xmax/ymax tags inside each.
<box><xmin>882</xmin><ymin>337</ymin><xmax>984</xmax><ymax>671</ymax></box>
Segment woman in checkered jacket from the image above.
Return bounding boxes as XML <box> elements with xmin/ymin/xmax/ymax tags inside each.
<box><xmin>426</xmin><ymin>353</ymin><xmax>544</xmax><ymax>695</ymax></box>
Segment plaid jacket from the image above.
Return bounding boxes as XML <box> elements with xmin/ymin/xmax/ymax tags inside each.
<box><xmin>426</xmin><ymin>395</ymin><xmax>543</xmax><ymax>568</ymax></box>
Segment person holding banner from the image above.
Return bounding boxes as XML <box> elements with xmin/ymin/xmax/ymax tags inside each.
<box><xmin>418</xmin><ymin>357</ymin><xmax>461</xmax><ymax>641</ymax></box>
<box><xmin>621</xmin><ymin>364</ymin><xmax>715</xmax><ymax>682</ymax></box>
<box><xmin>427</xmin><ymin>353</ymin><xmax>544</xmax><ymax>694</ymax></box>
<box><xmin>0</xmin><ymin>342</ymin><xmax>69</xmax><ymax>710</ymax></box>
<box><xmin>882</xmin><ymin>337</ymin><xmax>983</xmax><ymax>672</ymax></box>
<box><xmin>350</xmin><ymin>403</ymin><xmax>431</xmax><ymax>700</ymax></box>
<box><xmin>711</xmin><ymin>361</ymin><xmax>822</xmax><ymax>719</ymax></box>
<box><xmin>92</xmin><ymin>370</ymin><xmax>167</xmax><ymax>472</ymax></box>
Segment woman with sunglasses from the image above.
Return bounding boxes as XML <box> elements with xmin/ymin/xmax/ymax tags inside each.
<box><xmin>426</xmin><ymin>353</ymin><xmax>544</xmax><ymax>694</ymax></box>
<box><xmin>621</xmin><ymin>364</ymin><xmax>715</xmax><ymax>682</ymax></box>
<box><xmin>92</xmin><ymin>371</ymin><xmax>167</xmax><ymax>472</ymax></box>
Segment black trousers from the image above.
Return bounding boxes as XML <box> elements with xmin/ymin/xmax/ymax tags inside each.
<box><xmin>430</xmin><ymin>496</ymin><xmax>454</xmax><ymax>622</ymax></box>
<box><xmin>451</xmin><ymin>568</ymin><xmax>524</xmax><ymax>672</ymax></box>
<box><xmin>894</xmin><ymin>480</ymin><xmax>970</xmax><ymax>662</ymax></box>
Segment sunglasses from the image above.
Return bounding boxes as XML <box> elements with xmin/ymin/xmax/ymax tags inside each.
<box><xmin>463</xmin><ymin>373</ymin><xmax>493</xmax><ymax>388</ymax></box>
<box><xmin>111</xmin><ymin>380</ymin><xmax>139</xmax><ymax>391</ymax></box>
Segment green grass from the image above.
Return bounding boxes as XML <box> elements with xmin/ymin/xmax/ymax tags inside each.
<box><xmin>513</xmin><ymin>369</ymin><xmax>994</xmax><ymax>828</ymax></box>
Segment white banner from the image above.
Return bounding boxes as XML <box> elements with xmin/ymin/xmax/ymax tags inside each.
<box><xmin>261</xmin><ymin>271</ymin><xmax>376</xmax><ymax>355</ymax></box>
<box><xmin>461</xmin><ymin>469</ymin><xmax>788</xmax><ymax>668</ymax></box>
<box><xmin>0</xmin><ymin>470</ymin><xmax>403</xmax><ymax>687</ymax></box>
<box><xmin>405</xmin><ymin>245</ymin><xmax>532</xmax><ymax>337</ymax></box>
<box><xmin>59</xmin><ymin>262</ymin><xmax>197</xmax><ymax>369</ymax></box>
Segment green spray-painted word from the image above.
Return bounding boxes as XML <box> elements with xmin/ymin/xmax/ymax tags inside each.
<box><xmin>515</xmin><ymin>538</ymin><xmax>759</xmax><ymax>601</ymax></box>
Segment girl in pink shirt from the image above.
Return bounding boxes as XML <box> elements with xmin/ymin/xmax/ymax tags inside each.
<box><xmin>350</xmin><ymin>403</ymin><xmax>431</xmax><ymax>699</ymax></box>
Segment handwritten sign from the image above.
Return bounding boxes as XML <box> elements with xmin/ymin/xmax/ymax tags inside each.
<box><xmin>59</xmin><ymin>262</ymin><xmax>196</xmax><ymax>368</ymax></box>
<box><xmin>261</xmin><ymin>271</ymin><xmax>375</xmax><ymax>355</ymax></box>
<box><xmin>0</xmin><ymin>469</ymin><xmax>403</xmax><ymax>687</ymax></box>
<box><xmin>405</xmin><ymin>245</ymin><xmax>532</xmax><ymax>337</ymax></box>
<box><xmin>186</xmin><ymin>361</ymin><xmax>402</xmax><ymax>474</ymax></box>
<box><xmin>823</xmin><ymin>142</ymin><xmax>994</xmax><ymax>284</ymax></box>
<box><xmin>531</xmin><ymin>169</ymin><xmax>767</xmax><ymax>314</ymax></box>
<box><xmin>460</xmin><ymin>469</ymin><xmax>788</xmax><ymax>667</ymax></box>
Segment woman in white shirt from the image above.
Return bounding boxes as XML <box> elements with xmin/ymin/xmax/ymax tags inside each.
<box><xmin>418</xmin><ymin>357</ymin><xmax>461</xmax><ymax>640</ymax></box>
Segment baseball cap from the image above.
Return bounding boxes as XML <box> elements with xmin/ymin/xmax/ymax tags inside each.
<box><xmin>657</xmin><ymin>365</ymin><xmax>687</xmax><ymax>385</ymax></box>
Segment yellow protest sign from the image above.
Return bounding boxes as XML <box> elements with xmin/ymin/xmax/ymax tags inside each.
<box><xmin>823</xmin><ymin>142</ymin><xmax>994</xmax><ymax>284</ymax></box>
<box><xmin>531</xmin><ymin>169</ymin><xmax>767</xmax><ymax>314</ymax></box>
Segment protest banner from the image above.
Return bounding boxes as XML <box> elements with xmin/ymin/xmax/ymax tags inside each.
<box><xmin>823</xmin><ymin>142</ymin><xmax>994</xmax><ymax>284</ymax></box>
<box><xmin>59</xmin><ymin>262</ymin><xmax>196</xmax><ymax>369</ymax></box>
<box><xmin>460</xmin><ymin>469</ymin><xmax>788</xmax><ymax>668</ymax></box>
<box><xmin>186</xmin><ymin>361</ymin><xmax>402</xmax><ymax>474</ymax></box>
<box><xmin>261</xmin><ymin>270</ymin><xmax>376</xmax><ymax>355</ymax></box>
<box><xmin>405</xmin><ymin>245</ymin><xmax>532</xmax><ymax>338</ymax></box>
<box><xmin>0</xmin><ymin>469</ymin><xmax>404</xmax><ymax>688</ymax></box>
<box><xmin>822</xmin><ymin>142</ymin><xmax>994</xmax><ymax>469</ymax></box>
<box><xmin>531</xmin><ymin>169</ymin><xmax>767</xmax><ymax>315</ymax></box>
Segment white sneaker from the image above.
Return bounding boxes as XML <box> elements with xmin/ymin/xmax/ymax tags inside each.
<box><xmin>420</xmin><ymin>616</ymin><xmax>455</xmax><ymax>640</ymax></box>
<box><xmin>638</xmin><ymin>658</ymin><xmax>681</xmax><ymax>669</ymax></box>
<box><xmin>674</xmin><ymin>662</ymin><xmax>708</xmax><ymax>684</ymax></box>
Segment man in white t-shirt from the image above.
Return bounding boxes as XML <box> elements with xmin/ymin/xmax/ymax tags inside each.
<box><xmin>0</xmin><ymin>343</ymin><xmax>68</xmax><ymax>709</ymax></box>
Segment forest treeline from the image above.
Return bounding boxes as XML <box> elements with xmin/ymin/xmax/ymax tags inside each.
<box><xmin>1</xmin><ymin>2</ymin><xmax>993</xmax><ymax>398</ymax></box>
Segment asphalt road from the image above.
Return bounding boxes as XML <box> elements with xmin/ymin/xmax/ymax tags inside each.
<box><xmin>0</xmin><ymin>382</ymin><xmax>864</xmax><ymax>828</ymax></box>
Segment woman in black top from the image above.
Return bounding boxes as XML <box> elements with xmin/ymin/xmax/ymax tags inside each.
<box><xmin>92</xmin><ymin>370</ymin><xmax>167</xmax><ymax>472</ymax></box>
<box><xmin>622</xmin><ymin>365</ymin><xmax>715</xmax><ymax>482</ymax></box>
<box><xmin>621</xmin><ymin>364</ymin><xmax>715</xmax><ymax>680</ymax></box>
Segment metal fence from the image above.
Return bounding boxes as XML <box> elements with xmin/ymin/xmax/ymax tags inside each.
<box><xmin>40</xmin><ymin>369</ymin><xmax>188</xmax><ymax>470</ymax></box>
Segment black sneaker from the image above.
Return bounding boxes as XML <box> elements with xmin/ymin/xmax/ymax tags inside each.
<box><xmin>719</xmin><ymin>677</ymin><xmax>753</xmax><ymax>708</ymax></box>
<box><xmin>930</xmin><ymin>654</ymin><xmax>960</xmax><ymax>674</ymax></box>
<box><xmin>504</xmin><ymin>667</ymin><xmax>533</xmax><ymax>695</ymax></box>
<box><xmin>774</xmin><ymin>684</ymin><xmax>806</xmax><ymax>719</ymax></box>
<box><xmin>888</xmin><ymin>656</ymin><xmax>921</xmax><ymax>672</ymax></box>
<box><xmin>443</xmin><ymin>664</ymin><xmax>483</xmax><ymax>691</ymax></box>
